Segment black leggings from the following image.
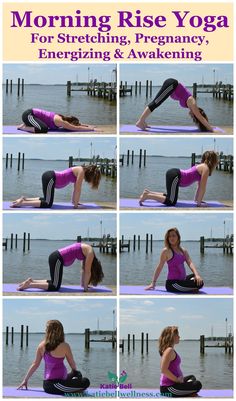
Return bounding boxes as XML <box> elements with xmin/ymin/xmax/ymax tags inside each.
<box><xmin>22</xmin><ymin>109</ymin><xmax>49</xmax><ymax>133</ymax></box>
<box><xmin>148</xmin><ymin>78</ymin><xmax>179</xmax><ymax>112</ymax></box>
<box><xmin>40</xmin><ymin>170</ymin><xmax>56</xmax><ymax>208</ymax></box>
<box><xmin>43</xmin><ymin>371</ymin><xmax>90</xmax><ymax>395</ymax></box>
<box><xmin>160</xmin><ymin>375</ymin><xmax>202</xmax><ymax>398</ymax></box>
<box><xmin>166</xmin><ymin>274</ymin><xmax>204</xmax><ymax>293</ymax></box>
<box><xmin>163</xmin><ymin>168</ymin><xmax>181</xmax><ymax>206</ymax></box>
<box><xmin>47</xmin><ymin>250</ymin><xmax>64</xmax><ymax>291</ymax></box>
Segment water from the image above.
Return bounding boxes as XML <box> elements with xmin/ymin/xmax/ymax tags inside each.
<box><xmin>3</xmin><ymin>240</ymin><xmax>116</xmax><ymax>286</ymax></box>
<box><xmin>120</xmin><ymin>87</ymin><xmax>233</xmax><ymax>126</ymax></box>
<box><xmin>120</xmin><ymin>340</ymin><xmax>233</xmax><ymax>389</ymax></box>
<box><xmin>3</xmin><ymin>85</ymin><xmax>116</xmax><ymax>125</ymax></box>
<box><xmin>120</xmin><ymin>241</ymin><xmax>233</xmax><ymax>287</ymax></box>
<box><xmin>120</xmin><ymin>156</ymin><xmax>233</xmax><ymax>200</ymax></box>
<box><xmin>3</xmin><ymin>160</ymin><xmax>116</xmax><ymax>202</ymax></box>
<box><xmin>3</xmin><ymin>333</ymin><xmax>116</xmax><ymax>387</ymax></box>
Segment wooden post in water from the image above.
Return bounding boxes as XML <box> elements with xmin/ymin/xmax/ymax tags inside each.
<box><xmin>67</xmin><ymin>81</ymin><xmax>71</xmax><ymax>96</ymax></box>
<box><xmin>200</xmin><ymin>236</ymin><xmax>205</xmax><ymax>254</ymax></box>
<box><xmin>146</xmin><ymin>234</ymin><xmax>149</xmax><ymax>254</ymax></box>
<box><xmin>138</xmin><ymin>235</ymin><xmax>140</xmax><ymax>250</ymax></box>
<box><xmin>5</xmin><ymin>153</ymin><xmax>9</xmax><ymax>169</ymax></box>
<box><xmin>23</xmin><ymin>232</ymin><xmax>26</xmax><ymax>253</ymax></box>
<box><xmin>127</xmin><ymin>150</ymin><xmax>130</xmax><ymax>166</ymax></box>
<box><xmin>141</xmin><ymin>332</ymin><xmax>144</xmax><ymax>354</ymax></box>
<box><xmin>150</xmin><ymin>234</ymin><xmax>153</xmax><ymax>253</ymax></box>
<box><xmin>122</xmin><ymin>339</ymin><xmax>124</xmax><ymax>353</ymax></box>
<box><xmin>26</xmin><ymin>326</ymin><xmax>29</xmax><ymax>347</ymax></box>
<box><xmin>139</xmin><ymin>81</ymin><xmax>141</xmax><ymax>94</ymax></box>
<box><xmin>139</xmin><ymin>149</ymin><xmax>142</xmax><ymax>168</ymax></box>
<box><xmin>128</xmin><ymin>334</ymin><xmax>130</xmax><ymax>352</ymax></box>
<box><xmin>191</xmin><ymin>153</ymin><xmax>196</xmax><ymax>167</ymax></box>
<box><xmin>133</xmin><ymin>334</ymin><xmax>135</xmax><ymax>350</ymax></box>
<box><xmin>20</xmin><ymin>325</ymin><xmax>24</xmax><ymax>348</ymax></box>
<box><xmin>22</xmin><ymin>79</ymin><xmax>24</xmax><ymax>96</ymax></box>
<box><xmin>135</xmin><ymin>81</ymin><xmax>138</xmax><ymax>95</ymax></box>
<box><xmin>112</xmin><ymin>332</ymin><xmax>115</xmax><ymax>349</ymax></box>
<box><xmin>85</xmin><ymin>328</ymin><xmax>90</xmax><ymax>349</ymax></box>
<box><xmin>11</xmin><ymin>327</ymin><xmax>14</xmax><ymax>345</ymax></box>
<box><xmin>69</xmin><ymin>156</ymin><xmax>73</xmax><ymax>167</ymax></box>
<box><xmin>28</xmin><ymin>233</ymin><xmax>30</xmax><ymax>251</ymax></box>
<box><xmin>193</xmin><ymin>83</ymin><xmax>197</xmax><ymax>98</ymax></box>
<box><xmin>10</xmin><ymin>80</ymin><xmax>13</xmax><ymax>93</ymax></box>
<box><xmin>146</xmin><ymin>80</ymin><xmax>149</xmax><ymax>97</ymax></box>
<box><xmin>6</xmin><ymin>326</ymin><xmax>9</xmax><ymax>345</ymax></box>
<box><xmin>17</xmin><ymin>78</ymin><xmax>20</xmax><ymax>97</ymax></box>
<box><xmin>131</xmin><ymin>150</ymin><xmax>134</xmax><ymax>165</ymax></box>
<box><xmin>200</xmin><ymin>335</ymin><xmax>205</xmax><ymax>354</ymax></box>
<box><xmin>10</xmin><ymin>154</ymin><xmax>13</xmax><ymax>168</ymax></box>
<box><xmin>146</xmin><ymin>333</ymin><xmax>149</xmax><ymax>353</ymax></box>
<box><xmin>15</xmin><ymin>234</ymin><xmax>18</xmax><ymax>249</ymax></box>
<box><xmin>133</xmin><ymin>235</ymin><xmax>136</xmax><ymax>251</ymax></box>
<box><xmin>77</xmin><ymin>236</ymin><xmax>82</xmax><ymax>242</ymax></box>
<box><xmin>10</xmin><ymin>233</ymin><xmax>13</xmax><ymax>250</ymax></box>
<box><xmin>6</xmin><ymin>79</ymin><xmax>9</xmax><ymax>94</ymax></box>
<box><xmin>150</xmin><ymin>81</ymin><xmax>152</xmax><ymax>97</ymax></box>
<box><xmin>22</xmin><ymin>153</ymin><xmax>25</xmax><ymax>170</ymax></box>
<box><xmin>17</xmin><ymin>152</ymin><xmax>21</xmax><ymax>171</ymax></box>
<box><xmin>144</xmin><ymin>150</ymin><xmax>146</xmax><ymax>167</ymax></box>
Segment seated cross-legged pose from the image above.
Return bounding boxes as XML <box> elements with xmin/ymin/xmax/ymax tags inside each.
<box><xmin>11</xmin><ymin>164</ymin><xmax>101</xmax><ymax>209</ymax></box>
<box><xmin>159</xmin><ymin>326</ymin><xmax>202</xmax><ymax>397</ymax></box>
<box><xmin>139</xmin><ymin>150</ymin><xmax>218</xmax><ymax>207</ymax></box>
<box><xmin>17</xmin><ymin>242</ymin><xmax>104</xmax><ymax>292</ymax></box>
<box><xmin>136</xmin><ymin>78</ymin><xmax>216</xmax><ymax>132</ymax></box>
<box><xmin>145</xmin><ymin>227</ymin><xmax>204</xmax><ymax>293</ymax></box>
<box><xmin>18</xmin><ymin>320</ymin><xmax>90</xmax><ymax>395</ymax></box>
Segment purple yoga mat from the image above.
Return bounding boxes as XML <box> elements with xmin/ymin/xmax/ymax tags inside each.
<box><xmin>120</xmin><ymin>199</ymin><xmax>227</xmax><ymax>208</ymax></box>
<box><xmin>3</xmin><ymin>283</ymin><xmax>112</xmax><ymax>293</ymax></box>
<box><xmin>3</xmin><ymin>387</ymin><xmax>117</xmax><ymax>398</ymax></box>
<box><xmin>3</xmin><ymin>387</ymin><xmax>232</xmax><ymax>398</ymax></box>
<box><xmin>3</xmin><ymin>201</ymin><xmax>102</xmax><ymax>210</ymax></box>
<box><xmin>120</xmin><ymin>125</ymin><xmax>225</xmax><ymax>134</ymax></box>
<box><xmin>3</xmin><ymin>126</ymin><xmax>95</xmax><ymax>134</ymax></box>
<box><xmin>120</xmin><ymin>285</ymin><xmax>233</xmax><ymax>295</ymax></box>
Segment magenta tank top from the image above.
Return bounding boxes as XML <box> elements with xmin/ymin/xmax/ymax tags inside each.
<box><xmin>167</xmin><ymin>250</ymin><xmax>186</xmax><ymax>280</ymax></box>
<box><xmin>179</xmin><ymin>165</ymin><xmax>201</xmax><ymax>187</ymax></box>
<box><xmin>58</xmin><ymin>242</ymin><xmax>86</xmax><ymax>267</ymax></box>
<box><xmin>54</xmin><ymin>168</ymin><xmax>77</xmax><ymax>189</ymax></box>
<box><xmin>32</xmin><ymin>108</ymin><xmax>57</xmax><ymax>129</ymax></box>
<box><xmin>170</xmin><ymin>83</ymin><xmax>192</xmax><ymax>108</ymax></box>
<box><xmin>44</xmin><ymin>352</ymin><xmax>67</xmax><ymax>380</ymax></box>
<box><xmin>160</xmin><ymin>351</ymin><xmax>183</xmax><ymax>386</ymax></box>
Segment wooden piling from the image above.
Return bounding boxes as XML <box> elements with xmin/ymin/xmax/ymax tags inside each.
<box><xmin>135</xmin><ymin>81</ymin><xmax>138</xmax><ymax>95</ymax></box>
<box><xmin>26</xmin><ymin>326</ymin><xmax>29</xmax><ymax>347</ymax></box>
<box><xmin>10</xmin><ymin>154</ymin><xmax>13</xmax><ymax>168</ymax></box>
<box><xmin>23</xmin><ymin>232</ymin><xmax>26</xmax><ymax>253</ymax></box>
<box><xmin>191</xmin><ymin>153</ymin><xmax>196</xmax><ymax>167</ymax></box>
<box><xmin>15</xmin><ymin>234</ymin><xmax>18</xmax><ymax>249</ymax></box>
<box><xmin>17</xmin><ymin>152</ymin><xmax>21</xmax><ymax>171</ymax></box>
<box><xmin>20</xmin><ymin>325</ymin><xmax>24</xmax><ymax>348</ymax></box>
<box><xmin>146</xmin><ymin>80</ymin><xmax>149</xmax><ymax>97</ymax></box>
<box><xmin>141</xmin><ymin>332</ymin><xmax>144</xmax><ymax>354</ymax></box>
<box><xmin>150</xmin><ymin>234</ymin><xmax>153</xmax><ymax>252</ymax></box>
<box><xmin>139</xmin><ymin>149</ymin><xmax>142</xmax><ymax>168</ymax></box>
<box><xmin>200</xmin><ymin>236</ymin><xmax>204</xmax><ymax>254</ymax></box>
<box><xmin>146</xmin><ymin>333</ymin><xmax>149</xmax><ymax>353</ymax></box>
<box><xmin>122</xmin><ymin>339</ymin><xmax>124</xmax><ymax>353</ymax></box>
<box><xmin>85</xmin><ymin>328</ymin><xmax>90</xmax><ymax>349</ymax></box>
<box><xmin>128</xmin><ymin>334</ymin><xmax>130</xmax><ymax>352</ymax></box>
<box><xmin>6</xmin><ymin>326</ymin><xmax>9</xmax><ymax>345</ymax></box>
<box><xmin>150</xmin><ymin>80</ymin><xmax>152</xmax><ymax>97</ymax></box>
<box><xmin>127</xmin><ymin>150</ymin><xmax>130</xmax><ymax>166</ymax></box>
<box><xmin>133</xmin><ymin>334</ymin><xmax>135</xmax><ymax>350</ymax></box>
<box><xmin>11</xmin><ymin>327</ymin><xmax>14</xmax><ymax>345</ymax></box>
<box><xmin>69</xmin><ymin>156</ymin><xmax>73</xmax><ymax>168</ymax></box>
<box><xmin>131</xmin><ymin>150</ymin><xmax>134</xmax><ymax>165</ymax></box>
<box><xmin>10</xmin><ymin>80</ymin><xmax>13</xmax><ymax>93</ymax></box>
<box><xmin>6</xmin><ymin>79</ymin><xmax>9</xmax><ymax>94</ymax></box>
<box><xmin>22</xmin><ymin>79</ymin><xmax>24</xmax><ymax>96</ymax></box>
<box><xmin>200</xmin><ymin>335</ymin><xmax>205</xmax><ymax>354</ymax></box>
<box><xmin>112</xmin><ymin>332</ymin><xmax>115</xmax><ymax>349</ymax></box>
<box><xmin>28</xmin><ymin>233</ymin><xmax>30</xmax><ymax>251</ymax></box>
<box><xmin>138</xmin><ymin>235</ymin><xmax>140</xmax><ymax>250</ymax></box>
<box><xmin>10</xmin><ymin>233</ymin><xmax>13</xmax><ymax>250</ymax></box>
<box><xmin>6</xmin><ymin>153</ymin><xmax>9</xmax><ymax>169</ymax></box>
<box><xmin>146</xmin><ymin>234</ymin><xmax>149</xmax><ymax>254</ymax></box>
<box><xmin>193</xmin><ymin>83</ymin><xmax>197</xmax><ymax>98</ymax></box>
<box><xmin>139</xmin><ymin>81</ymin><xmax>141</xmax><ymax>94</ymax></box>
<box><xmin>144</xmin><ymin>150</ymin><xmax>146</xmax><ymax>167</ymax></box>
<box><xmin>17</xmin><ymin>78</ymin><xmax>20</xmax><ymax>97</ymax></box>
<box><xmin>67</xmin><ymin>81</ymin><xmax>71</xmax><ymax>96</ymax></box>
<box><xmin>22</xmin><ymin>153</ymin><xmax>25</xmax><ymax>170</ymax></box>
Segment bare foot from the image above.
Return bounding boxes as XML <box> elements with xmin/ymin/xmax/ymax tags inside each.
<box><xmin>11</xmin><ymin>196</ymin><xmax>25</xmax><ymax>208</ymax></box>
<box><xmin>17</xmin><ymin>278</ymin><xmax>33</xmax><ymax>291</ymax></box>
<box><xmin>136</xmin><ymin>120</ymin><xmax>148</xmax><ymax>131</ymax></box>
<box><xmin>139</xmin><ymin>189</ymin><xmax>150</xmax><ymax>205</ymax></box>
<box><xmin>17</xmin><ymin>123</ymin><xmax>25</xmax><ymax>130</ymax></box>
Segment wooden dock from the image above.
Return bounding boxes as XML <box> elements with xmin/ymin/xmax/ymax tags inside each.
<box><xmin>85</xmin><ymin>328</ymin><xmax>116</xmax><ymax>349</ymax></box>
<box><xmin>200</xmin><ymin>236</ymin><xmax>233</xmax><ymax>254</ymax></box>
<box><xmin>200</xmin><ymin>335</ymin><xmax>233</xmax><ymax>354</ymax></box>
<box><xmin>68</xmin><ymin>157</ymin><xmax>117</xmax><ymax>179</ymax></box>
<box><xmin>67</xmin><ymin>81</ymin><xmax>116</xmax><ymax>101</ymax></box>
<box><xmin>193</xmin><ymin>82</ymin><xmax>233</xmax><ymax>101</ymax></box>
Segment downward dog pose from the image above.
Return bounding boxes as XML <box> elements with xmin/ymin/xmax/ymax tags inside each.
<box><xmin>18</xmin><ymin>320</ymin><xmax>90</xmax><ymax>395</ymax></box>
<box><xmin>159</xmin><ymin>326</ymin><xmax>202</xmax><ymax>397</ymax></box>
<box><xmin>145</xmin><ymin>228</ymin><xmax>203</xmax><ymax>293</ymax></box>
<box><xmin>136</xmin><ymin>78</ymin><xmax>215</xmax><ymax>132</ymax></box>
<box><xmin>18</xmin><ymin>108</ymin><xmax>99</xmax><ymax>133</ymax></box>
<box><xmin>17</xmin><ymin>242</ymin><xmax>104</xmax><ymax>292</ymax></box>
<box><xmin>11</xmin><ymin>164</ymin><xmax>101</xmax><ymax>209</ymax></box>
<box><xmin>139</xmin><ymin>150</ymin><xmax>218</xmax><ymax>207</ymax></box>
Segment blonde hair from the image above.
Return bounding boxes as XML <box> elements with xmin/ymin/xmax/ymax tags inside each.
<box><xmin>83</xmin><ymin>164</ymin><xmax>101</xmax><ymax>189</ymax></box>
<box><xmin>45</xmin><ymin>320</ymin><xmax>65</xmax><ymax>352</ymax></box>
<box><xmin>159</xmin><ymin>326</ymin><xmax>179</xmax><ymax>356</ymax></box>
<box><xmin>201</xmin><ymin>151</ymin><xmax>218</xmax><ymax>175</ymax></box>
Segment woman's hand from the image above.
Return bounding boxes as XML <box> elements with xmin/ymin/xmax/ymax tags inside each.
<box><xmin>145</xmin><ymin>283</ymin><xmax>156</xmax><ymax>290</ymax></box>
<box><xmin>17</xmin><ymin>380</ymin><xmax>28</xmax><ymax>390</ymax></box>
<box><xmin>194</xmin><ymin>274</ymin><xmax>203</xmax><ymax>286</ymax></box>
<box><xmin>196</xmin><ymin>201</ymin><xmax>208</xmax><ymax>207</ymax></box>
<box><xmin>176</xmin><ymin>376</ymin><xmax>184</xmax><ymax>383</ymax></box>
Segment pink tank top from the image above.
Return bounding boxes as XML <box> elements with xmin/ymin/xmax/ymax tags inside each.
<box><xmin>170</xmin><ymin>83</ymin><xmax>192</xmax><ymax>108</ymax></box>
<box><xmin>167</xmin><ymin>250</ymin><xmax>186</xmax><ymax>280</ymax></box>
<box><xmin>32</xmin><ymin>108</ymin><xmax>57</xmax><ymax>129</ymax></box>
<box><xmin>160</xmin><ymin>351</ymin><xmax>183</xmax><ymax>386</ymax></box>
<box><xmin>179</xmin><ymin>165</ymin><xmax>201</xmax><ymax>187</ymax></box>
<box><xmin>55</xmin><ymin>168</ymin><xmax>77</xmax><ymax>189</ymax></box>
<box><xmin>58</xmin><ymin>242</ymin><xmax>86</xmax><ymax>267</ymax></box>
<box><xmin>44</xmin><ymin>352</ymin><xmax>67</xmax><ymax>380</ymax></box>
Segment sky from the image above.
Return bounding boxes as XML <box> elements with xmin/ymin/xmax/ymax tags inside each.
<box><xmin>3</xmin><ymin>299</ymin><xmax>116</xmax><ymax>333</ymax></box>
<box><xmin>3</xmin><ymin>137</ymin><xmax>117</xmax><ymax>160</ymax></box>
<box><xmin>120</xmin><ymin>298</ymin><xmax>233</xmax><ymax>339</ymax></box>
<box><xmin>3</xmin><ymin>213</ymin><xmax>117</xmax><ymax>240</ymax></box>
<box><xmin>120</xmin><ymin>137</ymin><xmax>233</xmax><ymax>156</ymax></box>
<box><xmin>120</xmin><ymin>213</ymin><xmax>233</xmax><ymax>241</ymax></box>
<box><xmin>3</xmin><ymin>64</ymin><xmax>117</xmax><ymax>85</ymax></box>
<box><xmin>120</xmin><ymin>64</ymin><xmax>233</xmax><ymax>86</ymax></box>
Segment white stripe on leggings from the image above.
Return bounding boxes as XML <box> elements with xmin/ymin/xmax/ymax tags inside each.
<box><xmin>169</xmin><ymin>176</ymin><xmax>179</xmax><ymax>203</ymax></box>
<box><xmin>53</xmin><ymin>259</ymin><xmax>61</xmax><ymax>288</ymax></box>
<box><xmin>45</xmin><ymin>178</ymin><xmax>54</xmax><ymax>204</ymax></box>
<box><xmin>54</xmin><ymin>383</ymin><xmax>84</xmax><ymax>391</ymax></box>
<box><xmin>28</xmin><ymin>115</ymin><xmax>41</xmax><ymax>130</ymax></box>
<box><xmin>172</xmin><ymin>283</ymin><xmax>197</xmax><ymax>292</ymax></box>
<box><xmin>168</xmin><ymin>387</ymin><xmax>196</xmax><ymax>395</ymax></box>
<box><xmin>154</xmin><ymin>84</ymin><xmax>174</xmax><ymax>106</ymax></box>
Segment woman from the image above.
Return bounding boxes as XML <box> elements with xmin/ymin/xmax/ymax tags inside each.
<box><xmin>139</xmin><ymin>150</ymin><xmax>218</xmax><ymax>207</ymax></box>
<box><xmin>136</xmin><ymin>78</ymin><xmax>215</xmax><ymax>132</ymax></box>
<box><xmin>17</xmin><ymin>242</ymin><xmax>104</xmax><ymax>292</ymax></box>
<box><xmin>18</xmin><ymin>320</ymin><xmax>90</xmax><ymax>395</ymax></box>
<box><xmin>18</xmin><ymin>108</ymin><xmax>99</xmax><ymax>133</ymax></box>
<box><xmin>145</xmin><ymin>228</ymin><xmax>203</xmax><ymax>293</ymax></box>
<box><xmin>159</xmin><ymin>326</ymin><xmax>202</xmax><ymax>397</ymax></box>
<box><xmin>11</xmin><ymin>164</ymin><xmax>101</xmax><ymax>209</ymax></box>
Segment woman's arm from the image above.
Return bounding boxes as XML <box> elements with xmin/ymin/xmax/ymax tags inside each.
<box><xmin>195</xmin><ymin>166</ymin><xmax>209</xmax><ymax>206</ymax></box>
<box><xmin>161</xmin><ymin>348</ymin><xmax>183</xmax><ymax>383</ymax></box>
<box><xmin>58</xmin><ymin>119</ymin><xmax>95</xmax><ymax>132</ymax></box>
<box><xmin>18</xmin><ymin>345</ymin><xmax>43</xmax><ymax>389</ymax></box>
<box><xmin>65</xmin><ymin>343</ymin><xmax>77</xmax><ymax>371</ymax></box>
<box><xmin>184</xmin><ymin>250</ymin><xmax>203</xmax><ymax>286</ymax></box>
<box><xmin>145</xmin><ymin>249</ymin><xmax>167</xmax><ymax>290</ymax></box>
<box><xmin>82</xmin><ymin>251</ymin><xmax>94</xmax><ymax>291</ymax></box>
<box><xmin>72</xmin><ymin>169</ymin><xmax>84</xmax><ymax>208</ymax></box>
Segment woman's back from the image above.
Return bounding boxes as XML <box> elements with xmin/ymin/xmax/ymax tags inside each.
<box><xmin>42</xmin><ymin>341</ymin><xmax>68</xmax><ymax>380</ymax></box>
